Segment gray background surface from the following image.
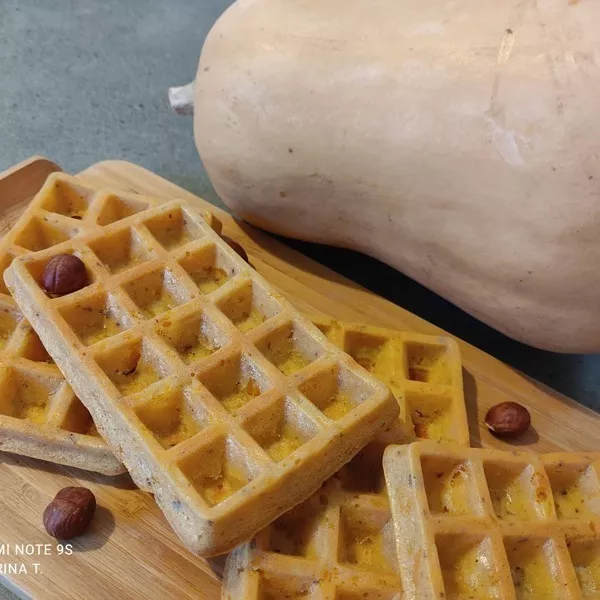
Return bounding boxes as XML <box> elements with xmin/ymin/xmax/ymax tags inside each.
<box><xmin>0</xmin><ymin>2</ymin><xmax>598</xmax><ymax>595</ymax></box>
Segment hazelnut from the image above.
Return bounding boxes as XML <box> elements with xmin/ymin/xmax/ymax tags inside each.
<box><xmin>485</xmin><ymin>402</ymin><xmax>531</xmax><ymax>438</ymax></box>
<box><xmin>43</xmin><ymin>487</ymin><xmax>96</xmax><ymax>539</ymax></box>
<box><xmin>221</xmin><ymin>235</ymin><xmax>249</xmax><ymax>263</ymax></box>
<box><xmin>42</xmin><ymin>254</ymin><xmax>89</xmax><ymax>296</ymax></box>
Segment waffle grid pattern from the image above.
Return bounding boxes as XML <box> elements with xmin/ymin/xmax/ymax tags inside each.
<box><xmin>312</xmin><ymin>317</ymin><xmax>467</xmax><ymax>446</ymax></box>
<box><xmin>0</xmin><ymin>295</ymin><xmax>123</xmax><ymax>474</ymax></box>
<box><xmin>0</xmin><ymin>172</ymin><xmax>220</xmax><ymax>300</ymax></box>
<box><xmin>6</xmin><ymin>197</ymin><xmax>398</xmax><ymax>556</ymax></box>
<box><xmin>222</xmin><ymin>321</ymin><xmax>466</xmax><ymax>599</ymax></box>
<box><xmin>223</xmin><ymin>438</ymin><xmax>403</xmax><ymax>600</ymax></box>
<box><xmin>384</xmin><ymin>441</ymin><xmax>600</xmax><ymax>599</ymax></box>
<box><xmin>0</xmin><ymin>173</ymin><xmax>157</xmax><ymax>299</ymax></box>
<box><xmin>0</xmin><ymin>172</ymin><xmax>180</xmax><ymax>474</ymax></box>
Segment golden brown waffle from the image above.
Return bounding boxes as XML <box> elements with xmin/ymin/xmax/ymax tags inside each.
<box><xmin>5</xmin><ymin>198</ymin><xmax>399</xmax><ymax>556</ymax></box>
<box><xmin>311</xmin><ymin>317</ymin><xmax>467</xmax><ymax>445</ymax></box>
<box><xmin>0</xmin><ymin>172</ymin><xmax>175</xmax><ymax>475</ymax></box>
<box><xmin>223</xmin><ymin>436</ymin><xmax>403</xmax><ymax>600</ymax></box>
<box><xmin>0</xmin><ymin>172</ymin><xmax>220</xmax><ymax>309</ymax></box>
<box><xmin>0</xmin><ymin>296</ymin><xmax>123</xmax><ymax>474</ymax></box>
<box><xmin>383</xmin><ymin>441</ymin><xmax>600</xmax><ymax>599</ymax></box>
<box><xmin>0</xmin><ymin>171</ymin><xmax>220</xmax><ymax>474</ymax></box>
<box><xmin>222</xmin><ymin>322</ymin><xmax>465</xmax><ymax>599</ymax></box>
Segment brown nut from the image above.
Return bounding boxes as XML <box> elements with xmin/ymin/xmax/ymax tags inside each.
<box><xmin>43</xmin><ymin>486</ymin><xmax>96</xmax><ymax>539</ymax></box>
<box><xmin>42</xmin><ymin>254</ymin><xmax>89</xmax><ymax>296</ymax></box>
<box><xmin>221</xmin><ymin>235</ymin><xmax>249</xmax><ymax>263</ymax></box>
<box><xmin>485</xmin><ymin>402</ymin><xmax>531</xmax><ymax>438</ymax></box>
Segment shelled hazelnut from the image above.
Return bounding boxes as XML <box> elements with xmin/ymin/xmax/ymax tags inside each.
<box><xmin>42</xmin><ymin>254</ymin><xmax>89</xmax><ymax>296</ymax></box>
<box><xmin>485</xmin><ymin>402</ymin><xmax>531</xmax><ymax>438</ymax></box>
<box><xmin>43</xmin><ymin>487</ymin><xmax>96</xmax><ymax>539</ymax></box>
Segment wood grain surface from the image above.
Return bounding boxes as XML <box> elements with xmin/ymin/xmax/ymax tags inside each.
<box><xmin>0</xmin><ymin>157</ymin><xmax>598</xmax><ymax>600</ymax></box>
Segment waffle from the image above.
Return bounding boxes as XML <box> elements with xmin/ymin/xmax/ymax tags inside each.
<box><xmin>0</xmin><ymin>296</ymin><xmax>123</xmax><ymax>474</ymax></box>
<box><xmin>223</xmin><ymin>433</ymin><xmax>404</xmax><ymax>600</ymax></box>
<box><xmin>5</xmin><ymin>198</ymin><xmax>399</xmax><ymax>556</ymax></box>
<box><xmin>0</xmin><ymin>172</ymin><xmax>176</xmax><ymax>475</ymax></box>
<box><xmin>0</xmin><ymin>172</ymin><xmax>220</xmax><ymax>310</ymax></box>
<box><xmin>383</xmin><ymin>441</ymin><xmax>600</xmax><ymax>599</ymax></box>
<box><xmin>311</xmin><ymin>317</ymin><xmax>467</xmax><ymax>446</ymax></box>
<box><xmin>222</xmin><ymin>322</ymin><xmax>465</xmax><ymax>598</ymax></box>
<box><xmin>0</xmin><ymin>172</ymin><xmax>220</xmax><ymax>474</ymax></box>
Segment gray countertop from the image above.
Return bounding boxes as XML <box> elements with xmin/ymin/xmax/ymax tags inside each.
<box><xmin>2</xmin><ymin>0</ymin><xmax>599</xmax><ymax>414</ymax></box>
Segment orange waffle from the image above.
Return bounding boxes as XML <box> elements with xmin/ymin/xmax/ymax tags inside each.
<box><xmin>223</xmin><ymin>435</ymin><xmax>403</xmax><ymax>600</ymax></box>
<box><xmin>312</xmin><ymin>317</ymin><xmax>467</xmax><ymax>445</ymax></box>
<box><xmin>222</xmin><ymin>322</ymin><xmax>465</xmax><ymax>599</ymax></box>
<box><xmin>0</xmin><ymin>296</ymin><xmax>122</xmax><ymax>474</ymax></box>
<box><xmin>0</xmin><ymin>172</ymin><xmax>219</xmax><ymax>474</ymax></box>
<box><xmin>223</xmin><ymin>321</ymin><xmax>466</xmax><ymax>598</ymax></box>
<box><xmin>384</xmin><ymin>441</ymin><xmax>600</xmax><ymax>599</ymax></box>
<box><xmin>0</xmin><ymin>173</ymin><xmax>175</xmax><ymax>474</ymax></box>
<box><xmin>5</xmin><ymin>197</ymin><xmax>398</xmax><ymax>556</ymax></box>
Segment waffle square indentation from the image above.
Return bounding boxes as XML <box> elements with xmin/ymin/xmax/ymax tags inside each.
<box><xmin>88</xmin><ymin>227</ymin><xmax>155</xmax><ymax>274</ymax></box>
<box><xmin>0</xmin><ymin>366</ymin><xmax>60</xmax><ymax>424</ymax></box>
<box><xmin>257</xmin><ymin>574</ymin><xmax>315</xmax><ymax>600</ymax></box>
<box><xmin>96</xmin><ymin>193</ymin><xmax>152</xmax><ymax>226</ymax></box>
<box><xmin>19</xmin><ymin>328</ymin><xmax>54</xmax><ymax>363</ymax></box>
<box><xmin>0</xmin><ymin>251</ymin><xmax>19</xmax><ymax>295</ymax></box>
<box><xmin>267</xmin><ymin>490</ymin><xmax>330</xmax><ymax>560</ymax></box>
<box><xmin>298</xmin><ymin>363</ymin><xmax>374</xmax><ymax>421</ymax></box>
<box><xmin>60</xmin><ymin>292</ymin><xmax>130</xmax><ymax>347</ymax></box>
<box><xmin>338</xmin><ymin>504</ymin><xmax>395</xmax><ymax>573</ymax></box>
<box><xmin>483</xmin><ymin>462</ymin><xmax>552</xmax><ymax>521</ymax></box>
<box><xmin>177</xmin><ymin>434</ymin><xmax>257</xmax><ymax>507</ymax></box>
<box><xmin>243</xmin><ymin>396</ymin><xmax>320</xmax><ymax>462</ymax></box>
<box><xmin>0</xmin><ymin>308</ymin><xmax>19</xmax><ymax>350</ymax></box>
<box><xmin>255</xmin><ymin>321</ymin><xmax>325</xmax><ymax>376</ymax></box>
<box><xmin>504</xmin><ymin>537</ymin><xmax>566</xmax><ymax>599</ymax></box>
<box><xmin>545</xmin><ymin>462</ymin><xmax>600</xmax><ymax>520</ymax></box>
<box><xmin>95</xmin><ymin>338</ymin><xmax>173</xmax><ymax>397</ymax></box>
<box><xmin>155</xmin><ymin>308</ymin><xmax>230</xmax><ymax>365</ymax></box>
<box><xmin>143</xmin><ymin>205</ymin><xmax>203</xmax><ymax>250</ymax></box>
<box><xmin>407</xmin><ymin>389</ymin><xmax>458</xmax><ymax>442</ymax></box>
<box><xmin>122</xmin><ymin>267</ymin><xmax>191</xmax><ymax>318</ymax></box>
<box><xmin>405</xmin><ymin>341</ymin><xmax>452</xmax><ymax>385</ymax></box>
<box><xmin>14</xmin><ymin>217</ymin><xmax>79</xmax><ymax>253</ymax></box>
<box><xmin>177</xmin><ymin>243</ymin><xmax>239</xmax><ymax>295</ymax></box>
<box><xmin>343</xmin><ymin>329</ymin><xmax>391</xmax><ymax>373</ymax></box>
<box><xmin>216</xmin><ymin>280</ymin><xmax>282</xmax><ymax>333</ymax></box>
<box><xmin>420</xmin><ymin>455</ymin><xmax>482</xmax><ymax>516</ymax></box>
<box><xmin>198</xmin><ymin>352</ymin><xmax>271</xmax><ymax>414</ymax></box>
<box><xmin>134</xmin><ymin>383</ymin><xmax>208</xmax><ymax>449</ymax></box>
<box><xmin>436</xmin><ymin>534</ymin><xmax>502</xmax><ymax>599</ymax></box>
<box><xmin>60</xmin><ymin>396</ymin><xmax>99</xmax><ymax>436</ymax></box>
<box><xmin>39</xmin><ymin>178</ymin><xmax>93</xmax><ymax>220</ymax></box>
<box><xmin>339</xmin><ymin>443</ymin><xmax>387</xmax><ymax>496</ymax></box>
<box><xmin>567</xmin><ymin>536</ymin><xmax>600</xmax><ymax>596</ymax></box>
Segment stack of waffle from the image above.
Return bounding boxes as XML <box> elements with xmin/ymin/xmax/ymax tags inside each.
<box><xmin>3</xmin><ymin>173</ymin><xmax>598</xmax><ymax>599</ymax></box>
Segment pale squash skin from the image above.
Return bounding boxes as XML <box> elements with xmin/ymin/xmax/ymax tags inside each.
<box><xmin>194</xmin><ymin>0</ymin><xmax>600</xmax><ymax>352</ymax></box>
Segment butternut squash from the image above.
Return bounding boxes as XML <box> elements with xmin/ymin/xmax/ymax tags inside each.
<box><xmin>193</xmin><ymin>0</ymin><xmax>600</xmax><ymax>352</ymax></box>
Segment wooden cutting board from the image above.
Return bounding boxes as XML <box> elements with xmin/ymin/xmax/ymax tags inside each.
<box><xmin>0</xmin><ymin>156</ymin><xmax>598</xmax><ymax>600</ymax></box>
